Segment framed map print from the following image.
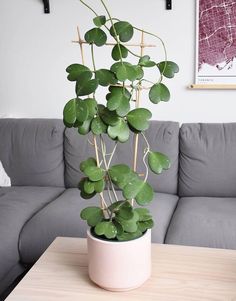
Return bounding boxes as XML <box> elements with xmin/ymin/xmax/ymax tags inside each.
<box><xmin>195</xmin><ymin>0</ymin><xmax>236</xmax><ymax>85</ymax></box>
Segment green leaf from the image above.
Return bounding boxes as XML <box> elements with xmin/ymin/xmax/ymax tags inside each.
<box><xmin>133</xmin><ymin>65</ymin><xmax>144</xmax><ymax>80</ymax></box>
<box><xmin>94</xmin><ymin>179</ymin><xmax>105</xmax><ymax>193</ymax></box>
<box><xmin>110</xmin><ymin>21</ymin><xmax>134</xmax><ymax>42</ymax></box>
<box><xmin>149</xmin><ymin>83</ymin><xmax>170</xmax><ymax>104</ymax></box>
<box><xmin>63</xmin><ymin>99</ymin><xmax>77</xmax><ymax>126</ymax></box>
<box><xmin>99</xmin><ymin>105</ymin><xmax>120</xmax><ymax>126</ymax></box>
<box><xmin>157</xmin><ymin>61</ymin><xmax>179</xmax><ymax>78</ymax></box>
<box><xmin>66</xmin><ymin>64</ymin><xmax>90</xmax><ymax>81</ymax></box>
<box><xmin>138</xmin><ymin>55</ymin><xmax>156</xmax><ymax>67</ymax></box>
<box><xmin>78</xmin><ymin>118</ymin><xmax>92</xmax><ymax>135</ymax></box>
<box><xmin>116</xmin><ymin>63</ymin><xmax>137</xmax><ymax>81</ymax></box>
<box><xmin>76</xmin><ymin>74</ymin><xmax>98</xmax><ymax>96</ymax></box>
<box><xmin>84</xmin><ymin>28</ymin><xmax>107</xmax><ymax>47</ymax></box>
<box><xmin>135</xmin><ymin>182</ymin><xmax>154</xmax><ymax>206</ymax></box>
<box><xmin>111</xmin><ymin>44</ymin><xmax>128</xmax><ymax>61</ymax></box>
<box><xmin>84</xmin><ymin>179</ymin><xmax>95</xmax><ymax>194</ymax></box>
<box><xmin>84</xmin><ymin>166</ymin><xmax>105</xmax><ymax>181</ymax></box>
<box><xmin>127</xmin><ymin>108</ymin><xmax>152</xmax><ymax>131</ymax></box>
<box><xmin>76</xmin><ymin>100</ymin><xmax>89</xmax><ymax>122</ymax></box>
<box><xmin>117</xmin><ymin>229</ymin><xmax>142</xmax><ymax>241</ymax></box>
<box><xmin>107</xmin><ymin>119</ymin><xmax>129</xmax><ymax>142</ymax></box>
<box><xmin>95</xmin><ymin>221</ymin><xmax>117</xmax><ymax>239</ymax></box>
<box><xmin>116</xmin><ymin>201</ymin><xmax>134</xmax><ymax>220</ymax></box>
<box><xmin>95</xmin><ymin>69</ymin><xmax>117</xmax><ymax>87</ymax></box>
<box><xmin>109</xmin><ymin>164</ymin><xmax>131</xmax><ymax>186</ymax></box>
<box><xmin>115</xmin><ymin>211</ymin><xmax>139</xmax><ymax>233</ymax></box>
<box><xmin>123</xmin><ymin>178</ymin><xmax>154</xmax><ymax>206</ymax></box>
<box><xmin>80</xmin><ymin>158</ymin><xmax>97</xmax><ymax>172</ymax></box>
<box><xmin>84</xmin><ymin>98</ymin><xmax>98</xmax><ymax>118</ymax></box>
<box><xmin>137</xmin><ymin>219</ymin><xmax>154</xmax><ymax>232</ymax></box>
<box><xmin>134</xmin><ymin>208</ymin><xmax>152</xmax><ymax>221</ymax></box>
<box><xmin>93</xmin><ymin>15</ymin><xmax>106</xmax><ymax>27</ymax></box>
<box><xmin>80</xmin><ymin>207</ymin><xmax>103</xmax><ymax>227</ymax></box>
<box><xmin>106</xmin><ymin>86</ymin><xmax>130</xmax><ymax>117</ymax></box>
<box><xmin>148</xmin><ymin>151</ymin><xmax>170</xmax><ymax>174</ymax></box>
<box><xmin>91</xmin><ymin>116</ymin><xmax>107</xmax><ymax>135</ymax></box>
<box><xmin>78</xmin><ymin>178</ymin><xmax>96</xmax><ymax>199</ymax></box>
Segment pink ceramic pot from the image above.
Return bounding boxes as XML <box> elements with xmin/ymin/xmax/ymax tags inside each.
<box><xmin>87</xmin><ymin>229</ymin><xmax>151</xmax><ymax>291</ymax></box>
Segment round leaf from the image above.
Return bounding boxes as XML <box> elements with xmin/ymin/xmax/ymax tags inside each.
<box><xmin>127</xmin><ymin>108</ymin><xmax>152</xmax><ymax>131</ymax></box>
<box><xmin>148</xmin><ymin>151</ymin><xmax>171</xmax><ymax>174</ymax></box>
<box><xmin>84</xmin><ymin>166</ymin><xmax>105</xmax><ymax>181</ymax></box>
<box><xmin>99</xmin><ymin>105</ymin><xmax>120</xmax><ymax>126</ymax></box>
<box><xmin>116</xmin><ymin>63</ymin><xmax>137</xmax><ymax>81</ymax></box>
<box><xmin>94</xmin><ymin>179</ymin><xmax>105</xmax><ymax>193</ymax></box>
<box><xmin>76</xmin><ymin>78</ymin><xmax>99</xmax><ymax>97</ymax></box>
<box><xmin>149</xmin><ymin>83</ymin><xmax>170</xmax><ymax>104</ymax></box>
<box><xmin>117</xmin><ymin>229</ymin><xmax>142</xmax><ymax>241</ymax></box>
<box><xmin>111</xmin><ymin>44</ymin><xmax>128</xmax><ymax>61</ymax></box>
<box><xmin>95</xmin><ymin>69</ymin><xmax>117</xmax><ymax>86</ymax></box>
<box><xmin>84</xmin><ymin>98</ymin><xmax>98</xmax><ymax>118</ymax></box>
<box><xmin>91</xmin><ymin>116</ymin><xmax>107</xmax><ymax>135</ymax></box>
<box><xmin>93</xmin><ymin>15</ymin><xmax>106</xmax><ymax>27</ymax></box>
<box><xmin>66</xmin><ymin>64</ymin><xmax>90</xmax><ymax>81</ymax></box>
<box><xmin>110</xmin><ymin>21</ymin><xmax>134</xmax><ymax>42</ymax></box>
<box><xmin>78</xmin><ymin>118</ymin><xmax>92</xmax><ymax>135</ymax></box>
<box><xmin>138</xmin><ymin>219</ymin><xmax>154</xmax><ymax>232</ymax></box>
<box><xmin>135</xmin><ymin>182</ymin><xmax>154</xmax><ymax>206</ymax></box>
<box><xmin>63</xmin><ymin>99</ymin><xmax>77</xmax><ymax>126</ymax></box>
<box><xmin>80</xmin><ymin>157</ymin><xmax>97</xmax><ymax>172</ymax></box>
<box><xmin>80</xmin><ymin>207</ymin><xmax>103</xmax><ymax>227</ymax></box>
<box><xmin>107</xmin><ymin>119</ymin><xmax>130</xmax><ymax>142</ymax></box>
<box><xmin>157</xmin><ymin>61</ymin><xmax>179</xmax><ymax>78</ymax></box>
<box><xmin>95</xmin><ymin>221</ymin><xmax>117</xmax><ymax>239</ymax></box>
<box><xmin>139</xmin><ymin>55</ymin><xmax>156</xmax><ymax>67</ymax></box>
<box><xmin>76</xmin><ymin>100</ymin><xmax>89</xmax><ymax>122</ymax></box>
<box><xmin>84</xmin><ymin>28</ymin><xmax>107</xmax><ymax>47</ymax></box>
<box><xmin>84</xmin><ymin>179</ymin><xmax>95</xmax><ymax>194</ymax></box>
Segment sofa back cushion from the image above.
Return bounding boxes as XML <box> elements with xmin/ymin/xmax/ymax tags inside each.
<box><xmin>64</xmin><ymin>121</ymin><xmax>179</xmax><ymax>194</ymax></box>
<box><xmin>179</xmin><ymin>123</ymin><xmax>236</xmax><ymax>197</ymax></box>
<box><xmin>0</xmin><ymin>119</ymin><xmax>65</xmax><ymax>187</ymax></box>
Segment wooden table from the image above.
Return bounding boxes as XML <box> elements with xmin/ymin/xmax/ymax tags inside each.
<box><xmin>6</xmin><ymin>237</ymin><xmax>236</xmax><ymax>301</ymax></box>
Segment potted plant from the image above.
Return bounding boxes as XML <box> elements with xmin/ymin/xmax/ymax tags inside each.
<box><xmin>63</xmin><ymin>0</ymin><xmax>179</xmax><ymax>291</ymax></box>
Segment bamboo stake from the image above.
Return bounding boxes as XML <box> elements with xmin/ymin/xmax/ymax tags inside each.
<box><xmin>77</xmin><ymin>26</ymin><xmax>106</xmax><ymax>211</ymax></box>
<box><xmin>133</xmin><ymin>30</ymin><xmax>145</xmax><ymax>172</ymax></box>
<box><xmin>72</xmin><ymin>39</ymin><xmax>156</xmax><ymax>48</ymax></box>
<box><xmin>132</xmin><ymin>30</ymin><xmax>145</xmax><ymax>206</ymax></box>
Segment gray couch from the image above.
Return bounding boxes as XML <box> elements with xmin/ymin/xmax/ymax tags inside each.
<box><xmin>0</xmin><ymin>118</ymin><xmax>236</xmax><ymax>299</ymax></box>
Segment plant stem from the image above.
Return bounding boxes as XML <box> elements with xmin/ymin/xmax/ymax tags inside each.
<box><xmin>80</xmin><ymin>0</ymin><xmax>98</xmax><ymax>16</ymax></box>
<box><xmin>141</xmin><ymin>132</ymin><xmax>150</xmax><ymax>182</ymax></box>
<box><xmin>91</xmin><ymin>44</ymin><xmax>96</xmax><ymax>71</ymax></box>
<box><xmin>100</xmin><ymin>135</ymin><xmax>119</xmax><ymax>203</ymax></box>
<box><xmin>100</xmin><ymin>0</ymin><xmax>123</xmax><ymax>63</ymax></box>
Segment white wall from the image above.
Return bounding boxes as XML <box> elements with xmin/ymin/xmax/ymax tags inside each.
<box><xmin>0</xmin><ymin>0</ymin><xmax>236</xmax><ymax>123</ymax></box>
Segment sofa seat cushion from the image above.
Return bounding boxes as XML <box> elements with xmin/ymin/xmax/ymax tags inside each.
<box><xmin>19</xmin><ymin>189</ymin><xmax>179</xmax><ymax>264</ymax></box>
<box><xmin>165</xmin><ymin>197</ymin><xmax>236</xmax><ymax>250</ymax></box>
<box><xmin>0</xmin><ymin>186</ymin><xmax>64</xmax><ymax>294</ymax></box>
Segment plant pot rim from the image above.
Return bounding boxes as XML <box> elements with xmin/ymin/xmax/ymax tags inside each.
<box><xmin>87</xmin><ymin>228</ymin><xmax>150</xmax><ymax>245</ymax></box>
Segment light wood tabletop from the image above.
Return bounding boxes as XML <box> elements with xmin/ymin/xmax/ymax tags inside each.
<box><xmin>6</xmin><ymin>237</ymin><xmax>236</xmax><ymax>301</ymax></box>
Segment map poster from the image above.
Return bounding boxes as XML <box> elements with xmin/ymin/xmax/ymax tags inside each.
<box><xmin>196</xmin><ymin>0</ymin><xmax>236</xmax><ymax>84</ymax></box>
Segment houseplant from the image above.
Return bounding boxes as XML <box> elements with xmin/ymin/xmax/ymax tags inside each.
<box><xmin>63</xmin><ymin>0</ymin><xmax>179</xmax><ymax>291</ymax></box>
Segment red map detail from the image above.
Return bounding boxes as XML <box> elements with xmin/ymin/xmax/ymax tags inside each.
<box><xmin>199</xmin><ymin>0</ymin><xmax>236</xmax><ymax>70</ymax></box>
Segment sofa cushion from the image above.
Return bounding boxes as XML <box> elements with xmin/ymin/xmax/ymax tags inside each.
<box><xmin>0</xmin><ymin>119</ymin><xmax>65</xmax><ymax>187</ymax></box>
<box><xmin>19</xmin><ymin>189</ymin><xmax>179</xmax><ymax>264</ymax></box>
<box><xmin>0</xmin><ymin>186</ymin><xmax>64</xmax><ymax>295</ymax></box>
<box><xmin>165</xmin><ymin>197</ymin><xmax>236</xmax><ymax>250</ymax></box>
<box><xmin>64</xmin><ymin>121</ymin><xmax>179</xmax><ymax>194</ymax></box>
<box><xmin>179</xmin><ymin>123</ymin><xmax>236</xmax><ymax>197</ymax></box>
